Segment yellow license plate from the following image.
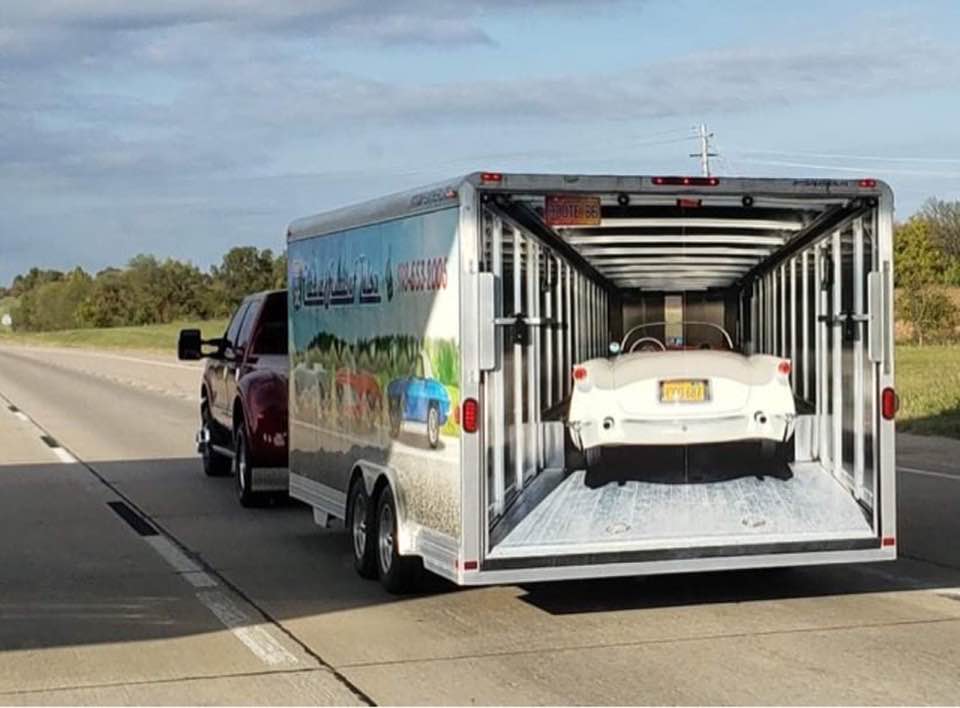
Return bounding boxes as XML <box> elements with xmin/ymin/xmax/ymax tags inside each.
<box><xmin>660</xmin><ymin>379</ymin><xmax>708</xmax><ymax>403</ymax></box>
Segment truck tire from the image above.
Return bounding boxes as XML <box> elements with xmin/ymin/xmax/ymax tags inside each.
<box><xmin>426</xmin><ymin>402</ymin><xmax>440</xmax><ymax>449</ymax></box>
<box><xmin>376</xmin><ymin>486</ymin><xmax>421</xmax><ymax>594</ymax></box>
<box><xmin>201</xmin><ymin>401</ymin><xmax>231</xmax><ymax>477</ymax></box>
<box><xmin>234</xmin><ymin>421</ymin><xmax>263</xmax><ymax>508</ymax></box>
<box><xmin>347</xmin><ymin>480</ymin><xmax>378</xmax><ymax>579</ymax></box>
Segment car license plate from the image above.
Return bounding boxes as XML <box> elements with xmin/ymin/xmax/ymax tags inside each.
<box><xmin>660</xmin><ymin>379</ymin><xmax>708</xmax><ymax>403</ymax></box>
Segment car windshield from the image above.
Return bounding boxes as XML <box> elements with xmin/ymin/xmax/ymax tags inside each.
<box><xmin>621</xmin><ymin>322</ymin><xmax>734</xmax><ymax>353</ymax></box>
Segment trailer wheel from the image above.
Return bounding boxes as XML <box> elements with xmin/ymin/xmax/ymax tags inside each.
<box><xmin>426</xmin><ymin>403</ymin><xmax>440</xmax><ymax>449</ymax></box>
<box><xmin>201</xmin><ymin>400</ymin><xmax>231</xmax><ymax>477</ymax></box>
<box><xmin>375</xmin><ymin>486</ymin><xmax>421</xmax><ymax>594</ymax></box>
<box><xmin>347</xmin><ymin>480</ymin><xmax>377</xmax><ymax>579</ymax></box>
<box><xmin>234</xmin><ymin>421</ymin><xmax>263</xmax><ymax>508</ymax></box>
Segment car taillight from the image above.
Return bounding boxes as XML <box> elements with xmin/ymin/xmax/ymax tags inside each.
<box><xmin>572</xmin><ymin>366</ymin><xmax>588</xmax><ymax>381</ymax></box>
<box><xmin>882</xmin><ymin>387</ymin><xmax>898</xmax><ymax>420</ymax></box>
<box><xmin>778</xmin><ymin>360</ymin><xmax>792</xmax><ymax>376</ymax></box>
<box><xmin>462</xmin><ymin>398</ymin><xmax>479</xmax><ymax>433</ymax></box>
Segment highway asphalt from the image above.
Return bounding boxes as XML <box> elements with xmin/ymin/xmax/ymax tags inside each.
<box><xmin>1</xmin><ymin>344</ymin><xmax>960</xmax><ymax>704</ymax></box>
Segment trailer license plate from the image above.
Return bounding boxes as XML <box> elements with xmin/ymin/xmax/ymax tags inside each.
<box><xmin>660</xmin><ymin>379</ymin><xmax>708</xmax><ymax>403</ymax></box>
<box><xmin>544</xmin><ymin>195</ymin><xmax>602</xmax><ymax>226</ymax></box>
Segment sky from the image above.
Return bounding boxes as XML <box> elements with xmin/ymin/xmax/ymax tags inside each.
<box><xmin>3</xmin><ymin>0</ymin><xmax>960</xmax><ymax>286</ymax></box>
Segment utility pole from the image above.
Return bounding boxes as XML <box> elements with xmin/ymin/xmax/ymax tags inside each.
<box><xmin>690</xmin><ymin>123</ymin><xmax>718</xmax><ymax>177</ymax></box>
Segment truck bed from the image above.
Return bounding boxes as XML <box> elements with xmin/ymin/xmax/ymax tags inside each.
<box><xmin>490</xmin><ymin>461</ymin><xmax>874</xmax><ymax>558</ymax></box>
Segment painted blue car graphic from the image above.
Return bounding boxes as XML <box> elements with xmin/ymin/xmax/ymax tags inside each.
<box><xmin>387</xmin><ymin>352</ymin><xmax>451</xmax><ymax>449</ymax></box>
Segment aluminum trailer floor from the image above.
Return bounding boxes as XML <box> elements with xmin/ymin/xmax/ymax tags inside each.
<box><xmin>491</xmin><ymin>462</ymin><xmax>873</xmax><ymax>558</ymax></box>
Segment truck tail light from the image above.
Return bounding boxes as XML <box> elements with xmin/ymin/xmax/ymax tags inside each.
<box><xmin>462</xmin><ymin>398</ymin><xmax>479</xmax><ymax>433</ymax></box>
<box><xmin>777</xmin><ymin>360</ymin><xmax>792</xmax><ymax>376</ymax></box>
<box><xmin>882</xmin><ymin>387</ymin><xmax>898</xmax><ymax>420</ymax></box>
<box><xmin>480</xmin><ymin>172</ymin><xmax>503</xmax><ymax>183</ymax></box>
<box><xmin>573</xmin><ymin>366</ymin><xmax>588</xmax><ymax>381</ymax></box>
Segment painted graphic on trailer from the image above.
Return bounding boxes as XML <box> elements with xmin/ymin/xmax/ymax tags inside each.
<box><xmin>288</xmin><ymin>207</ymin><xmax>461</xmax><ymax>538</ymax></box>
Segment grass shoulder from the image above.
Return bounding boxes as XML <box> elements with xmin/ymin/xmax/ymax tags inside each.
<box><xmin>0</xmin><ymin>318</ymin><xmax>229</xmax><ymax>353</ymax></box>
<box><xmin>896</xmin><ymin>344</ymin><xmax>960</xmax><ymax>439</ymax></box>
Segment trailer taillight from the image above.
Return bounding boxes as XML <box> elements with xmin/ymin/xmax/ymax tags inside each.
<box><xmin>481</xmin><ymin>172</ymin><xmax>503</xmax><ymax>183</ymax></box>
<box><xmin>858</xmin><ymin>178</ymin><xmax>877</xmax><ymax>188</ymax></box>
<box><xmin>462</xmin><ymin>398</ymin><xmax>479</xmax><ymax>433</ymax></box>
<box><xmin>778</xmin><ymin>360</ymin><xmax>792</xmax><ymax>376</ymax></box>
<box><xmin>573</xmin><ymin>366</ymin><xmax>588</xmax><ymax>381</ymax></box>
<box><xmin>882</xmin><ymin>387</ymin><xmax>898</xmax><ymax>420</ymax></box>
<box><xmin>653</xmin><ymin>176</ymin><xmax>720</xmax><ymax>187</ymax></box>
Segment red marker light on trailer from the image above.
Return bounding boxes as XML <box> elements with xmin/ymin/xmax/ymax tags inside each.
<box><xmin>652</xmin><ymin>176</ymin><xmax>720</xmax><ymax>187</ymax></box>
<box><xmin>858</xmin><ymin>178</ymin><xmax>877</xmax><ymax>189</ymax></box>
<box><xmin>882</xmin><ymin>536</ymin><xmax>896</xmax><ymax>547</ymax></box>
<box><xmin>572</xmin><ymin>366</ymin><xmax>588</xmax><ymax>381</ymax></box>
<box><xmin>462</xmin><ymin>398</ymin><xmax>479</xmax><ymax>433</ymax></box>
<box><xmin>778</xmin><ymin>360</ymin><xmax>792</xmax><ymax>376</ymax></box>
<box><xmin>480</xmin><ymin>172</ymin><xmax>503</xmax><ymax>183</ymax></box>
<box><xmin>882</xmin><ymin>387</ymin><xmax>898</xmax><ymax>420</ymax></box>
<box><xmin>677</xmin><ymin>198</ymin><xmax>702</xmax><ymax>209</ymax></box>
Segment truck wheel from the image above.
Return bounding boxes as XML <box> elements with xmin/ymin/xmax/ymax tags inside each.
<box><xmin>234</xmin><ymin>422</ymin><xmax>263</xmax><ymax>508</ymax></box>
<box><xmin>376</xmin><ymin>486</ymin><xmax>421</xmax><ymax>594</ymax></box>
<box><xmin>347</xmin><ymin>480</ymin><xmax>377</xmax><ymax>579</ymax></box>
<box><xmin>426</xmin><ymin>403</ymin><xmax>440</xmax><ymax>449</ymax></box>
<box><xmin>201</xmin><ymin>402</ymin><xmax>231</xmax><ymax>477</ymax></box>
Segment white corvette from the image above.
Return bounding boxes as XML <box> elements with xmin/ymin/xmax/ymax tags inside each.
<box><xmin>568</xmin><ymin>323</ymin><xmax>795</xmax><ymax>466</ymax></box>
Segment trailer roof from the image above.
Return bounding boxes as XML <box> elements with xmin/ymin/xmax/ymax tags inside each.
<box><xmin>288</xmin><ymin>172</ymin><xmax>889</xmax><ymax>291</ymax></box>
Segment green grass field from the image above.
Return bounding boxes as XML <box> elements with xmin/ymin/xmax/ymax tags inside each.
<box><xmin>0</xmin><ymin>318</ymin><xmax>229</xmax><ymax>352</ymax></box>
<box><xmin>896</xmin><ymin>344</ymin><xmax>960</xmax><ymax>438</ymax></box>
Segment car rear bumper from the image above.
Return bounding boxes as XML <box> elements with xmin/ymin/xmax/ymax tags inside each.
<box><xmin>572</xmin><ymin>412</ymin><xmax>794</xmax><ymax>449</ymax></box>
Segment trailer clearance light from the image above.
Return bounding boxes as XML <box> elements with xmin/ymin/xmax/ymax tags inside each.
<box><xmin>777</xmin><ymin>360</ymin><xmax>792</xmax><ymax>376</ymax></box>
<box><xmin>881</xmin><ymin>387</ymin><xmax>898</xmax><ymax>420</ymax></box>
<box><xmin>676</xmin><ymin>198</ymin><xmax>702</xmax><ymax>208</ymax></box>
<box><xmin>858</xmin><ymin>178</ymin><xmax>878</xmax><ymax>189</ymax></box>
<box><xmin>572</xmin><ymin>366</ymin><xmax>588</xmax><ymax>381</ymax></box>
<box><xmin>653</xmin><ymin>176</ymin><xmax>720</xmax><ymax>187</ymax></box>
<box><xmin>462</xmin><ymin>398</ymin><xmax>479</xmax><ymax>433</ymax></box>
<box><xmin>882</xmin><ymin>536</ymin><xmax>896</xmax><ymax>547</ymax></box>
<box><xmin>480</xmin><ymin>172</ymin><xmax>503</xmax><ymax>183</ymax></box>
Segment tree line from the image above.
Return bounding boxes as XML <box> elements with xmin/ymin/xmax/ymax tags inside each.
<box><xmin>1</xmin><ymin>247</ymin><xmax>285</xmax><ymax>332</ymax></box>
<box><xmin>894</xmin><ymin>198</ymin><xmax>960</xmax><ymax>345</ymax></box>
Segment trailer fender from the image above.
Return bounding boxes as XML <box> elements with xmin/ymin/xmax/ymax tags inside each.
<box><xmin>352</xmin><ymin>461</ymin><xmax>414</xmax><ymax>555</ymax></box>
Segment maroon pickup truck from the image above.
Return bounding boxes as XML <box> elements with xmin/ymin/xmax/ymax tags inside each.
<box><xmin>178</xmin><ymin>289</ymin><xmax>288</xmax><ymax>506</ymax></box>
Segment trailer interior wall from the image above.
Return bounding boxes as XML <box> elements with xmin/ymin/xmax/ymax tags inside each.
<box><xmin>470</xmin><ymin>175</ymin><xmax>895</xmax><ymax>576</ymax></box>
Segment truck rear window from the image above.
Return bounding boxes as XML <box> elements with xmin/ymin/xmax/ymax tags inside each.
<box><xmin>253</xmin><ymin>294</ymin><xmax>288</xmax><ymax>355</ymax></box>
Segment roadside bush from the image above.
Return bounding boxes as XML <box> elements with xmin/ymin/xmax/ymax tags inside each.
<box><xmin>896</xmin><ymin>286</ymin><xmax>958</xmax><ymax>346</ymax></box>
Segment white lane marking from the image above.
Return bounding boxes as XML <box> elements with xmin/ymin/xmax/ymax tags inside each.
<box><xmin>13</xmin><ymin>411</ymin><xmax>29</xmax><ymax>423</ymax></box>
<box><xmin>197</xmin><ymin>590</ymin><xmax>299</xmax><ymax>666</ymax></box>
<box><xmin>0</xmin><ymin>345</ymin><xmax>200</xmax><ymax>371</ymax></box>
<box><xmin>143</xmin><ymin>535</ymin><xmax>204</xmax><ymax>573</ymax></box>
<box><xmin>51</xmin><ymin>446</ymin><xmax>77</xmax><ymax>464</ymax></box>
<box><xmin>899</xmin><ymin>466</ymin><xmax>960</xmax><ymax>482</ymax></box>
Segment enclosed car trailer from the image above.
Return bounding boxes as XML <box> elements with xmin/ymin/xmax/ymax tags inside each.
<box><xmin>286</xmin><ymin>172</ymin><xmax>897</xmax><ymax>592</ymax></box>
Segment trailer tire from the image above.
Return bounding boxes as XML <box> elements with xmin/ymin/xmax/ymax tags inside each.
<box><xmin>375</xmin><ymin>486</ymin><xmax>421</xmax><ymax>594</ymax></box>
<box><xmin>426</xmin><ymin>402</ymin><xmax>440</xmax><ymax>449</ymax></box>
<box><xmin>347</xmin><ymin>480</ymin><xmax>378</xmax><ymax>579</ymax></box>
<box><xmin>201</xmin><ymin>400</ymin><xmax>231</xmax><ymax>477</ymax></box>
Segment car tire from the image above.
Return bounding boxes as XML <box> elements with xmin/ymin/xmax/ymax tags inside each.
<box><xmin>426</xmin><ymin>402</ymin><xmax>440</xmax><ymax>449</ymax></box>
<box><xmin>234</xmin><ymin>421</ymin><xmax>262</xmax><ymax>508</ymax></box>
<box><xmin>388</xmin><ymin>396</ymin><xmax>403</xmax><ymax>438</ymax></box>
<box><xmin>201</xmin><ymin>400</ymin><xmax>231</xmax><ymax>477</ymax></box>
<box><xmin>376</xmin><ymin>486</ymin><xmax>421</xmax><ymax>594</ymax></box>
<box><xmin>585</xmin><ymin>446</ymin><xmax>603</xmax><ymax>469</ymax></box>
<box><xmin>347</xmin><ymin>480</ymin><xmax>378</xmax><ymax>579</ymax></box>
